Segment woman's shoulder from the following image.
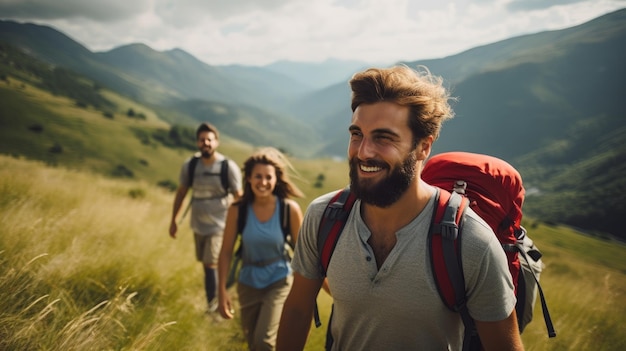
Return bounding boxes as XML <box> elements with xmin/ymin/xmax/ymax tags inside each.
<box><xmin>282</xmin><ymin>197</ymin><xmax>300</xmax><ymax>209</ymax></box>
<box><xmin>228</xmin><ymin>200</ymin><xmax>247</xmax><ymax>213</ymax></box>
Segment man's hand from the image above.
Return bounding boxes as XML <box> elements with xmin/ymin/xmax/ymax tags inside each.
<box><xmin>169</xmin><ymin>221</ymin><xmax>178</xmax><ymax>239</ymax></box>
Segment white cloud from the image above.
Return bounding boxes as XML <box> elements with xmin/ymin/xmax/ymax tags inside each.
<box><xmin>0</xmin><ymin>0</ymin><xmax>624</xmax><ymax>65</ymax></box>
<box><xmin>0</xmin><ymin>0</ymin><xmax>150</xmax><ymax>21</ymax></box>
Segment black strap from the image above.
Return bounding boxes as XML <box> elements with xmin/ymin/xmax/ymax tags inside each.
<box><xmin>220</xmin><ymin>158</ymin><xmax>229</xmax><ymax>193</ymax></box>
<box><xmin>324</xmin><ymin>304</ymin><xmax>335</xmax><ymax>351</ymax></box>
<box><xmin>187</xmin><ymin>155</ymin><xmax>200</xmax><ymax>187</ymax></box>
<box><xmin>237</xmin><ymin>202</ymin><xmax>248</xmax><ymax>235</ymax></box>
<box><xmin>516</xmin><ymin>244</ymin><xmax>557</xmax><ymax>338</ymax></box>
<box><xmin>279</xmin><ymin>198</ymin><xmax>292</xmax><ymax>247</ymax></box>
<box><xmin>440</xmin><ymin>192</ymin><xmax>465</xmax><ymax>302</ymax></box>
<box><xmin>188</xmin><ymin>156</ymin><xmax>229</xmax><ymax>194</ymax></box>
<box><xmin>233</xmin><ymin>202</ymin><xmax>247</xmax><ymax>258</ymax></box>
<box><xmin>313</xmin><ymin>301</ymin><xmax>322</xmax><ymax>328</ymax></box>
<box><xmin>237</xmin><ymin>198</ymin><xmax>289</xmax><ymax>239</ymax></box>
<box><xmin>234</xmin><ymin>198</ymin><xmax>291</xmax><ymax>262</ymax></box>
<box><xmin>438</xmin><ymin>191</ymin><xmax>480</xmax><ymax>351</ymax></box>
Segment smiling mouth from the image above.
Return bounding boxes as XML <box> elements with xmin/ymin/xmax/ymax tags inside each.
<box><xmin>360</xmin><ymin>164</ymin><xmax>383</xmax><ymax>173</ymax></box>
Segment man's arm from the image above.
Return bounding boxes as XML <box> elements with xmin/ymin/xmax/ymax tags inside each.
<box><xmin>169</xmin><ymin>185</ymin><xmax>188</xmax><ymax>238</ymax></box>
<box><xmin>231</xmin><ymin>189</ymin><xmax>243</xmax><ymax>203</ymax></box>
<box><xmin>276</xmin><ymin>273</ymin><xmax>324</xmax><ymax>351</ymax></box>
<box><xmin>475</xmin><ymin>309</ymin><xmax>524</xmax><ymax>351</ymax></box>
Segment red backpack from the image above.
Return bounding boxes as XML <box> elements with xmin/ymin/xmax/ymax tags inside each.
<box><xmin>315</xmin><ymin>152</ymin><xmax>555</xmax><ymax>350</ymax></box>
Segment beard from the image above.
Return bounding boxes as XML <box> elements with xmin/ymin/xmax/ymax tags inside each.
<box><xmin>349</xmin><ymin>151</ymin><xmax>417</xmax><ymax>208</ymax></box>
<box><xmin>200</xmin><ymin>149</ymin><xmax>214</xmax><ymax>158</ymax></box>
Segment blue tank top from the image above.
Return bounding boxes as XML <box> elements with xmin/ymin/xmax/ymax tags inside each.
<box><xmin>238</xmin><ymin>197</ymin><xmax>291</xmax><ymax>289</ymax></box>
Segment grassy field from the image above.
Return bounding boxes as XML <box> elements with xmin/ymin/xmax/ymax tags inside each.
<box><xmin>1</xmin><ymin>154</ymin><xmax>625</xmax><ymax>350</ymax></box>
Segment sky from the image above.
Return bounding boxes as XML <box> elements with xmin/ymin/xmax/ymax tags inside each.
<box><xmin>0</xmin><ymin>0</ymin><xmax>624</xmax><ymax>66</ymax></box>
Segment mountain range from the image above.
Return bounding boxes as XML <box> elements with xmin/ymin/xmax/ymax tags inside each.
<box><xmin>1</xmin><ymin>9</ymin><xmax>625</xmax><ymax>239</ymax></box>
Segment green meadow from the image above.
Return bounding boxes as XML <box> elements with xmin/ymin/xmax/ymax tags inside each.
<box><xmin>1</xmin><ymin>154</ymin><xmax>625</xmax><ymax>350</ymax></box>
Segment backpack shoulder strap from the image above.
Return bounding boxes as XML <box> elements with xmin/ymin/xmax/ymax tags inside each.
<box><xmin>428</xmin><ymin>188</ymin><xmax>479</xmax><ymax>351</ymax></box>
<box><xmin>237</xmin><ymin>202</ymin><xmax>247</xmax><ymax>235</ymax></box>
<box><xmin>236</xmin><ymin>198</ymin><xmax>291</xmax><ymax>246</ymax></box>
<box><xmin>279</xmin><ymin>197</ymin><xmax>292</xmax><ymax>247</ymax></box>
<box><xmin>187</xmin><ymin>156</ymin><xmax>228</xmax><ymax>194</ymax></box>
<box><xmin>313</xmin><ymin>187</ymin><xmax>357</xmax><ymax>329</ymax></box>
<box><xmin>429</xmin><ymin>188</ymin><xmax>468</xmax><ymax>308</ymax></box>
<box><xmin>187</xmin><ymin>154</ymin><xmax>201</xmax><ymax>187</ymax></box>
<box><xmin>220</xmin><ymin>159</ymin><xmax>230</xmax><ymax>194</ymax></box>
<box><xmin>317</xmin><ymin>187</ymin><xmax>358</xmax><ymax>276</ymax></box>
<box><xmin>232</xmin><ymin>202</ymin><xmax>248</xmax><ymax>257</ymax></box>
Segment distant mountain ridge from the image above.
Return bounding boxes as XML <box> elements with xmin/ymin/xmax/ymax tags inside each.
<box><xmin>304</xmin><ymin>8</ymin><xmax>626</xmax><ymax>159</ymax></box>
<box><xmin>1</xmin><ymin>9</ymin><xmax>625</xmax><ymax>239</ymax></box>
<box><xmin>263</xmin><ymin>58</ymin><xmax>374</xmax><ymax>90</ymax></box>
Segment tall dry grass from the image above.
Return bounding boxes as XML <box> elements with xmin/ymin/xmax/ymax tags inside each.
<box><xmin>0</xmin><ymin>155</ymin><xmax>246</xmax><ymax>350</ymax></box>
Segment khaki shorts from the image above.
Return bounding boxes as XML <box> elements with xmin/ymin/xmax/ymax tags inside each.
<box><xmin>237</xmin><ymin>275</ymin><xmax>294</xmax><ymax>351</ymax></box>
<box><xmin>194</xmin><ymin>233</ymin><xmax>223</xmax><ymax>266</ymax></box>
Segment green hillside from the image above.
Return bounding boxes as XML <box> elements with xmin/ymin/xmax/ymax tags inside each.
<box><xmin>0</xmin><ymin>45</ymin><xmax>250</xmax><ymax>190</ymax></box>
<box><xmin>0</xmin><ymin>20</ymin><xmax>320</xmax><ymax>156</ymax></box>
<box><xmin>517</xmin><ymin>123</ymin><xmax>626</xmax><ymax>238</ymax></box>
<box><xmin>169</xmin><ymin>99</ymin><xmax>320</xmax><ymax>157</ymax></box>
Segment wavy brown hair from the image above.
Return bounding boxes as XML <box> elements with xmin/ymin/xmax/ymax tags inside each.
<box><xmin>349</xmin><ymin>65</ymin><xmax>455</xmax><ymax>146</ymax></box>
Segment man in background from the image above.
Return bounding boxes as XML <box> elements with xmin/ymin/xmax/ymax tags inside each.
<box><xmin>169</xmin><ymin>122</ymin><xmax>242</xmax><ymax>313</ymax></box>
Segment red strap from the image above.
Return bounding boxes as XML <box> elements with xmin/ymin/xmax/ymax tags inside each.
<box><xmin>430</xmin><ymin>188</ymin><xmax>469</xmax><ymax>309</ymax></box>
<box><xmin>321</xmin><ymin>219</ymin><xmax>346</xmax><ymax>272</ymax></box>
<box><xmin>319</xmin><ymin>189</ymin><xmax>357</xmax><ymax>274</ymax></box>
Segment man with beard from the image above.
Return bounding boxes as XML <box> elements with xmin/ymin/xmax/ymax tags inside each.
<box><xmin>169</xmin><ymin>122</ymin><xmax>242</xmax><ymax>314</ymax></box>
<box><xmin>276</xmin><ymin>66</ymin><xmax>523</xmax><ymax>351</ymax></box>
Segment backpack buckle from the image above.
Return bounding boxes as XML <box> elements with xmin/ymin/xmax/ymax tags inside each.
<box><xmin>441</xmin><ymin>220</ymin><xmax>459</xmax><ymax>240</ymax></box>
<box><xmin>453</xmin><ymin>180</ymin><xmax>467</xmax><ymax>194</ymax></box>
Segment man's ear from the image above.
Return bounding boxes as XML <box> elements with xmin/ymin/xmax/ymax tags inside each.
<box><xmin>415</xmin><ymin>136</ymin><xmax>434</xmax><ymax>160</ymax></box>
